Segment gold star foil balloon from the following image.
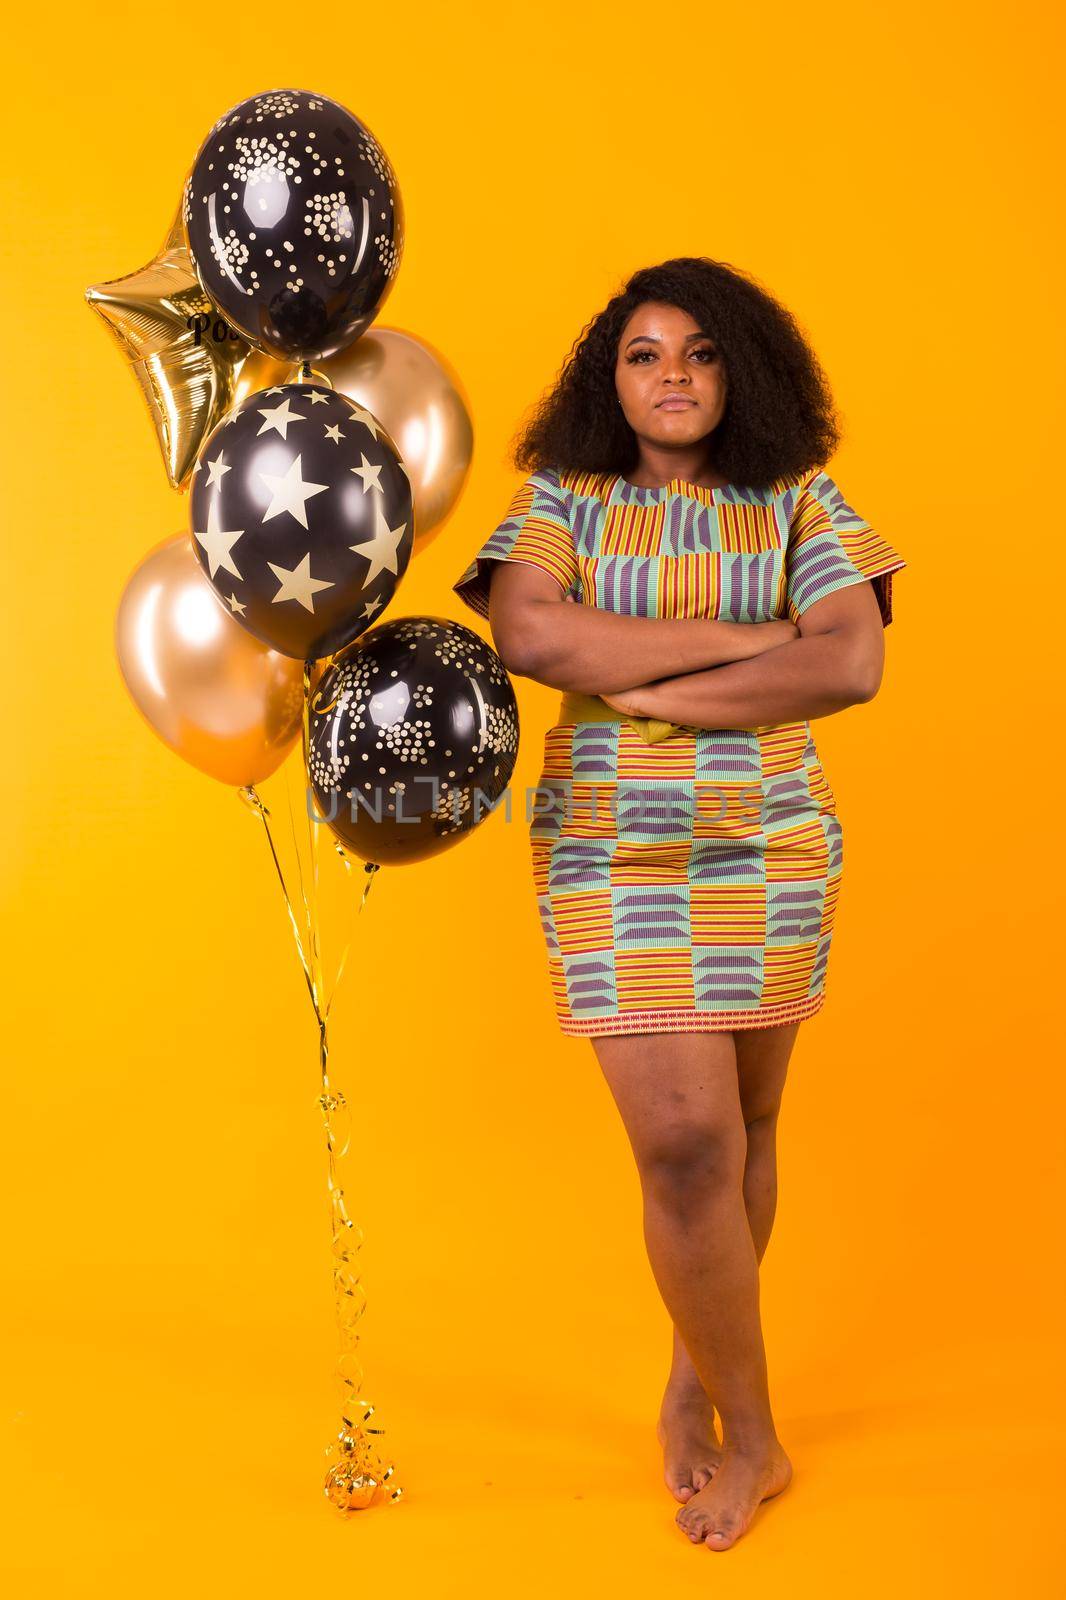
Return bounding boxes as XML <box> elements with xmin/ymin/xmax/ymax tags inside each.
<box><xmin>86</xmin><ymin>205</ymin><xmax>252</xmax><ymax>489</ymax></box>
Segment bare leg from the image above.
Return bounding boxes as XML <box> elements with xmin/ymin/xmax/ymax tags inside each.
<box><xmin>658</xmin><ymin>1022</ymin><xmax>799</xmax><ymax>1499</ymax></box>
<box><xmin>591</xmin><ymin>1028</ymin><xmax>793</xmax><ymax>1551</ymax></box>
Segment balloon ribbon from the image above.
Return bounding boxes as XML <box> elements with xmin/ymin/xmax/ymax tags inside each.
<box><xmin>238</xmin><ymin>662</ymin><xmax>402</xmax><ymax>1512</ymax></box>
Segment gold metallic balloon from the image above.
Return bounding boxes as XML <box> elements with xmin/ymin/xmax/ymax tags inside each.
<box><xmin>233</xmin><ymin>327</ymin><xmax>473</xmax><ymax>554</ymax></box>
<box><xmin>86</xmin><ymin>207</ymin><xmax>252</xmax><ymax>490</ymax></box>
<box><xmin>115</xmin><ymin>534</ymin><xmax>304</xmax><ymax>785</ymax></box>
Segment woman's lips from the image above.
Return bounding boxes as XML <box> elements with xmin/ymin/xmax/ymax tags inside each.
<box><xmin>656</xmin><ymin>398</ymin><xmax>697</xmax><ymax>410</ymax></box>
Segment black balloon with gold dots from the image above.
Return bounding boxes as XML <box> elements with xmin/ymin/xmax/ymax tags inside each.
<box><xmin>183</xmin><ymin>88</ymin><xmax>404</xmax><ymax>361</ymax></box>
<box><xmin>307</xmin><ymin>618</ymin><xmax>520</xmax><ymax>866</ymax></box>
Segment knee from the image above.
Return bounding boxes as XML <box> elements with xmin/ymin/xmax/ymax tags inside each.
<box><xmin>637</xmin><ymin>1121</ymin><xmax>746</xmax><ymax>1209</ymax></box>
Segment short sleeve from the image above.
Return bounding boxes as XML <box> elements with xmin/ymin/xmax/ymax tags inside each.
<box><xmin>785</xmin><ymin>470</ymin><xmax>906</xmax><ymax>627</ymax></box>
<box><xmin>451</xmin><ymin>466</ymin><xmax>579</xmax><ymax>620</ymax></box>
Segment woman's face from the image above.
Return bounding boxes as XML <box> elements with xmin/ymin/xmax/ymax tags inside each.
<box><xmin>614</xmin><ymin>300</ymin><xmax>727</xmax><ymax>452</ymax></box>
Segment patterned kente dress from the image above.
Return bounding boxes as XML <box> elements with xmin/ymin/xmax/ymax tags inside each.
<box><xmin>451</xmin><ymin>465</ymin><xmax>906</xmax><ymax>1036</ymax></box>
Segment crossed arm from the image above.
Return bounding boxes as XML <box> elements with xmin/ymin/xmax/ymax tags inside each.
<box><xmin>487</xmin><ymin>561</ymin><xmax>887</xmax><ymax>731</ymax></box>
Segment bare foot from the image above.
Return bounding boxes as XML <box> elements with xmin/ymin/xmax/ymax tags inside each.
<box><xmin>675</xmin><ymin>1438</ymin><xmax>792</xmax><ymax>1550</ymax></box>
<box><xmin>655</xmin><ymin>1389</ymin><xmax>723</xmax><ymax>1504</ymax></box>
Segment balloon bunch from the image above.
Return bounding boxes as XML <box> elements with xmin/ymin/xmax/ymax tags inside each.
<box><xmin>92</xmin><ymin>88</ymin><xmax>520</xmax><ymax>1513</ymax></box>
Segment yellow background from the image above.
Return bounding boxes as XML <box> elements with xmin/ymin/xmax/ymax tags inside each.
<box><xmin>3</xmin><ymin>1</ymin><xmax>1062</xmax><ymax>1591</ymax></box>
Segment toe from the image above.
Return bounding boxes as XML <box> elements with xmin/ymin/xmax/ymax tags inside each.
<box><xmin>666</xmin><ymin>1470</ymin><xmax>695</xmax><ymax>1503</ymax></box>
<box><xmin>676</xmin><ymin>1504</ymin><xmax>699</xmax><ymax>1534</ymax></box>
<box><xmin>691</xmin><ymin>1462</ymin><xmax>718</xmax><ymax>1491</ymax></box>
<box><xmin>704</xmin><ymin>1507</ymin><xmax>750</xmax><ymax>1551</ymax></box>
<box><xmin>703</xmin><ymin>1521</ymin><xmax>739</xmax><ymax>1550</ymax></box>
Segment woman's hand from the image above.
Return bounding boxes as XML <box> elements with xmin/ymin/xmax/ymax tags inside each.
<box><xmin>743</xmin><ymin>617</ymin><xmax>800</xmax><ymax>654</ymax></box>
<box><xmin>599</xmin><ymin>686</ymin><xmax>652</xmax><ymax>716</ymax></box>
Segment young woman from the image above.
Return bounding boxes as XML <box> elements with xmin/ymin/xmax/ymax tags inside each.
<box><xmin>451</xmin><ymin>257</ymin><xmax>906</xmax><ymax>1552</ymax></box>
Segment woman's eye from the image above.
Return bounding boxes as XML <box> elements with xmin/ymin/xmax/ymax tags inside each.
<box><xmin>625</xmin><ymin>347</ymin><xmax>717</xmax><ymax>364</ymax></box>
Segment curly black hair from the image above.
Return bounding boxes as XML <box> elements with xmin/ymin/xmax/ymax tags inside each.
<box><xmin>511</xmin><ymin>256</ymin><xmax>841</xmax><ymax>490</ymax></box>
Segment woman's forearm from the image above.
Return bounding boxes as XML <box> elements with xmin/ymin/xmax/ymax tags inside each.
<box><xmin>627</xmin><ymin>631</ymin><xmax>874</xmax><ymax>730</ymax></box>
<box><xmin>505</xmin><ymin>599</ymin><xmax>796</xmax><ymax>694</ymax></box>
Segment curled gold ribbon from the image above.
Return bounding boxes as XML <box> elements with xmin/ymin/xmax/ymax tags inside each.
<box><xmin>237</xmin><ymin>662</ymin><xmax>402</xmax><ymax>1512</ymax></box>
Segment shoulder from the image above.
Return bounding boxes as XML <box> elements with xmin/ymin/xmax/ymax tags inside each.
<box><xmin>784</xmin><ymin>465</ymin><xmax>872</xmax><ymax>530</ymax></box>
<box><xmin>522</xmin><ymin>465</ymin><xmax>606</xmax><ymax>520</ymax></box>
<box><xmin>498</xmin><ymin>465</ymin><xmax>578</xmax><ymax>531</ymax></box>
<box><xmin>514</xmin><ymin>464</ymin><xmax>572</xmax><ymax>504</ymax></box>
<box><xmin>552</xmin><ymin>466</ymin><xmax>613</xmax><ymax>487</ymax></box>
<box><xmin>769</xmin><ymin>464</ymin><xmax>822</xmax><ymax>499</ymax></box>
<box><xmin>524</xmin><ymin>464</ymin><xmax>563</xmax><ymax>489</ymax></box>
<box><xmin>773</xmin><ymin>464</ymin><xmax>849</xmax><ymax>528</ymax></box>
<box><xmin>554</xmin><ymin>466</ymin><xmax>623</xmax><ymax>513</ymax></box>
<box><xmin>541</xmin><ymin>464</ymin><xmax>613</xmax><ymax>506</ymax></box>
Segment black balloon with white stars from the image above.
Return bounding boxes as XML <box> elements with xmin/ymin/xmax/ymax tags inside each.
<box><xmin>188</xmin><ymin>382</ymin><xmax>414</xmax><ymax>661</ymax></box>
<box><xmin>183</xmin><ymin>88</ymin><xmax>403</xmax><ymax>361</ymax></box>
<box><xmin>307</xmin><ymin>618</ymin><xmax>520</xmax><ymax>866</ymax></box>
